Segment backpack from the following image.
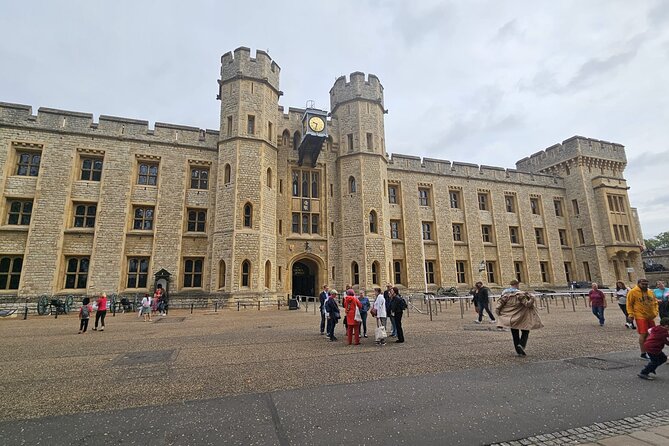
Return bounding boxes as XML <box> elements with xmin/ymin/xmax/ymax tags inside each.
<box><xmin>81</xmin><ymin>305</ymin><xmax>90</xmax><ymax>318</ymax></box>
<box><xmin>399</xmin><ymin>296</ymin><xmax>408</xmax><ymax>311</ymax></box>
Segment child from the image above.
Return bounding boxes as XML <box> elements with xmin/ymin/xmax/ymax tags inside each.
<box><xmin>141</xmin><ymin>293</ymin><xmax>152</xmax><ymax>322</ymax></box>
<box><xmin>638</xmin><ymin>317</ymin><xmax>669</xmax><ymax>380</ymax></box>
<box><xmin>79</xmin><ymin>297</ymin><xmax>92</xmax><ymax>334</ymax></box>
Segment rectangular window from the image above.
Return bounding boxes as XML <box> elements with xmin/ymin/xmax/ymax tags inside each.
<box><xmin>481</xmin><ymin>225</ymin><xmax>493</xmax><ymax>243</ymax></box>
<box><xmin>80</xmin><ymin>157</ymin><xmax>103</xmax><ymax>181</ymax></box>
<box><xmin>564</xmin><ymin>262</ymin><xmax>573</xmax><ymax>283</ymax></box>
<box><xmin>311</xmin><ymin>214</ymin><xmax>319</xmax><ymax>234</ymax></box>
<box><xmin>554</xmin><ymin>199</ymin><xmax>563</xmax><ymax>217</ymax></box>
<box><xmin>292</xmin><ymin>213</ymin><xmax>299</xmax><ymax>233</ymax></box>
<box><xmin>137</xmin><ymin>162</ymin><xmax>158</xmax><ymax>186</ymax></box>
<box><xmin>268</xmin><ymin>121</ymin><xmax>273</xmax><ymax>142</ymax></box>
<box><xmin>505</xmin><ymin>195</ymin><xmax>516</xmax><ymax>213</ymax></box>
<box><xmin>0</xmin><ymin>256</ymin><xmax>22</xmax><ymax>290</ymax></box>
<box><xmin>187</xmin><ymin>209</ymin><xmax>207</xmax><ymax>232</ymax></box>
<box><xmin>126</xmin><ymin>257</ymin><xmax>149</xmax><ymax>288</ymax></box>
<box><xmin>302</xmin><ymin>214</ymin><xmax>309</xmax><ymax>234</ymax></box>
<box><xmin>347</xmin><ymin>133</ymin><xmax>354</xmax><ymax>151</ymax></box>
<box><xmin>452</xmin><ymin>223</ymin><xmax>463</xmax><ymax>242</ymax></box>
<box><xmin>278</xmin><ymin>220</ymin><xmax>282</xmax><ymax>235</ymax></box>
<box><xmin>183</xmin><ymin>258</ymin><xmax>204</xmax><ymax>288</ymax></box>
<box><xmin>578</xmin><ymin>228</ymin><xmax>585</xmax><ymax>245</ymax></box>
<box><xmin>455</xmin><ymin>261</ymin><xmax>467</xmax><ymax>284</ymax></box>
<box><xmin>530</xmin><ymin>197</ymin><xmax>541</xmax><ymax>215</ymax></box>
<box><xmin>247</xmin><ymin>115</ymin><xmax>255</xmax><ymax>135</ymax></box>
<box><xmin>478</xmin><ymin>192</ymin><xmax>489</xmax><ymax>211</ymax></box>
<box><xmin>390</xmin><ymin>220</ymin><xmax>401</xmax><ymax>239</ymax></box>
<box><xmin>509</xmin><ymin>226</ymin><xmax>520</xmax><ymax>244</ymax></box>
<box><xmin>388</xmin><ymin>186</ymin><xmax>398</xmax><ymax>204</ymax></box>
<box><xmin>418</xmin><ymin>188</ymin><xmax>430</xmax><ymax>207</ymax></box>
<box><xmin>133</xmin><ymin>206</ymin><xmax>155</xmax><ymax>230</ymax></box>
<box><xmin>583</xmin><ymin>262</ymin><xmax>591</xmax><ymax>282</ymax></box>
<box><xmin>190</xmin><ymin>167</ymin><xmax>209</xmax><ymax>189</ymax></box>
<box><xmin>540</xmin><ymin>262</ymin><xmax>550</xmax><ymax>282</ymax></box>
<box><xmin>366</xmin><ymin>133</ymin><xmax>373</xmax><ymax>151</ymax></box>
<box><xmin>535</xmin><ymin>228</ymin><xmax>545</xmax><ymax>245</ymax></box>
<box><xmin>613</xmin><ymin>225</ymin><xmax>621</xmax><ymax>242</ymax></box>
<box><xmin>572</xmin><ymin>199</ymin><xmax>580</xmax><ymax>215</ymax></box>
<box><xmin>624</xmin><ymin>225</ymin><xmax>631</xmax><ymax>242</ymax></box>
<box><xmin>449</xmin><ymin>190</ymin><xmax>461</xmax><ymax>209</ymax></box>
<box><xmin>7</xmin><ymin>200</ymin><xmax>33</xmax><ymax>225</ymax></box>
<box><xmin>425</xmin><ymin>261</ymin><xmax>435</xmax><ymax>284</ymax></box>
<box><xmin>618</xmin><ymin>196</ymin><xmax>626</xmax><ymax>213</ymax></box>
<box><xmin>514</xmin><ymin>261</ymin><xmax>524</xmax><ymax>283</ymax></box>
<box><xmin>227</xmin><ymin>116</ymin><xmax>233</xmax><ymax>136</ymax></box>
<box><xmin>16</xmin><ymin>151</ymin><xmax>41</xmax><ymax>176</ymax></box>
<box><xmin>393</xmin><ymin>260</ymin><xmax>403</xmax><ymax>285</ymax></box>
<box><xmin>330</xmin><ymin>222</ymin><xmax>334</xmax><ymax>236</ymax></box>
<box><xmin>64</xmin><ymin>257</ymin><xmax>89</xmax><ymax>289</ymax></box>
<box><xmin>73</xmin><ymin>203</ymin><xmax>97</xmax><ymax>228</ymax></box>
<box><xmin>485</xmin><ymin>261</ymin><xmax>496</xmax><ymax>284</ymax></box>
<box><xmin>422</xmin><ymin>222</ymin><xmax>432</xmax><ymax>241</ymax></box>
<box><xmin>558</xmin><ymin>229</ymin><xmax>568</xmax><ymax>246</ymax></box>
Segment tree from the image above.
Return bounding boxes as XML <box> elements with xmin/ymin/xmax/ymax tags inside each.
<box><xmin>645</xmin><ymin>231</ymin><xmax>669</xmax><ymax>250</ymax></box>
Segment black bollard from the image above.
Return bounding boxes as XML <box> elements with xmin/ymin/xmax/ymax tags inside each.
<box><xmin>238</xmin><ymin>301</ymin><xmax>240</xmax><ymax>311</ymax></box>
<box><xmin>215</xmin><ymin>301</ymin><xmax>218</xmax><ymax>312</ymax></box>
<box><xmin>191</xmin><ymin>303</ymin><xmax>194</xmax><ymax>314</ymax></box>
<box><xmin>23</xmin><ymin>305</ymin><xmax>28</xmax><ymax>320</ymax></box>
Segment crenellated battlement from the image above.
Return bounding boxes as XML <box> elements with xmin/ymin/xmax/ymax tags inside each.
<box><xmin>329</xmin><ymin>72</ymin><xmax>384</xmax><ymax>112</ymax></box>
<box><xmin>220</xmin><ymin>47</ymin><xmax>280</xmax><ymax>91</ymax></box>
<box><xmin>516</xmin><ymin>135</ymin><xmax>627</xmax><ymax>173</ymax></box>
<box><xmin>0</xmin><ymin>102</ymin><xmax>219</xmax><ymax>148</ymax></box>
<box><xmin>388</xmin><ymin>153</ymin><xmax>563</xmax><ymax>188</ymax></box>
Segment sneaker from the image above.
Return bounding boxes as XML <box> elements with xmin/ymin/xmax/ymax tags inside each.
<box><xmin>78</xmin><ymin>331</ymin><xmax>82</xmax><ymax>334</ymax></box>
<box><xmin>490</xmin><ymin>320</ymin><xmax>497</xmax><ymax>324</ymax></box>
<box><xmin>92</xmin><ymin>328</ymin><xmax>97</xmax><ymax>331</ymax></box>
<box><xmin>363</xmin><ymin>334</ymin><xmax>368</xmax><ymax>338</ymax></box>
<box><xmin>100</xmin><ymin>327</ymin><xmax>104</xmax><ymax>331</ymax></box>
<box><xmin>625</xmin><ymin>323</ymin><xmax>631</xmax><ymax>329</ymax></box>
<box><xmin>641</xmin><ymin>353</ymin><xmax>650</xmax><ymax>360</ymax></box>
<box><xmin>473</xmin><ymin>320</ymin><xmax>482</xmax><ymax>324</ymax></box>
<box><xmin>638</xmin><ymin>373</ymin><xmax>654</xmax><ymax>380</ymax></box>
<box><xmin>516</xmin><ymin>344</ymin><xmax>526</xmax><ymax>356</ymax></box>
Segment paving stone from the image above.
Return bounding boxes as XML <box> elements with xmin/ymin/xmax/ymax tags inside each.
<box><xmin>598</xmin><ymin>435</ymin><xmax>653</xmax><ymax>446</ymax></box>
<box><xmin>629</xmin><ymin>431</ymin><xmax>669</xmax><ymax>446</ymax></box>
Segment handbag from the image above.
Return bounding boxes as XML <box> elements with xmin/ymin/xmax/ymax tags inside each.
<box><xmin>370</xmin><ymin>307</ymin><xmax>377</xmax><ymax>317</ymax></box>
<box><xmin>354</xmin><ymin>306</ymin><xmax>362</xmax><ymax>322</ymax></box>
<box><xmin>375</xmin><ymin>325</ymin><xmax>387</xmax><ymax>341</ymax></box>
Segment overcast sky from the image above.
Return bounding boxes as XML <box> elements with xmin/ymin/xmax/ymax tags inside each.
<box><xmin>1</xmin><ymin>1</ymin><xmax>667</xmax><ymax>238</ymax></box>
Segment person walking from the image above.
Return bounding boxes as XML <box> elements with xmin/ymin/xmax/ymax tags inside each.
<box><xmin>472</xmin><ymin>281</ymin><xmax>496</xmax><ymax>324</ymax></box>
<box><xmin>638</xmin><ymin>317</ymin><xmax>669</xmax><ymax>380</ymax></box>
<box><xmin>390</xmin><ymin>286</ymin><xmax>407</xmax><ymax>343</ymax></box>
<box><xmin>588</xmin><ymin>282</ymin><xmax>607</xmax><ymax>327</ymax></box>
<box><xmin>78</xmin><ymin>297</ymin><xmax>92</xmax><ymax>334</ymax></box>
<box><xmin>359</xmin><ymin>290</ymin><xmax>370</xmax><ymax>338</ymax></box>
<box><xmin>324</xmin><ymin>289</ymin><xmax>340</xmax><ymax>341</ymax></box>
<box><xmin>373</xmin><ymin>287</ymin><xmax>387</xmax><ymax>345</ymax></box>
<box><xmin>343</xmin><ymin>289</ymin><xmax>362</xmax><ymax>345</ymax></box>
<box><xmin>615</xmin><ymin>281</ymin><xmax>634</xmax><ymax>329</ymax></box>
<box><xmin>654</xmin><ymin>281</ymin><xmax>669</xmax><ymax>318</ymax></box>
<box><xmin>141</xmin><ymin>293</ymin><xmax>152</xmax><ymax>322</ymax></box>
<box><xmin>627</xmin><ymin>278</ymin><xmax>659</xmax><ymax>360</ymax></box>
<box><xmin>495</xmin><ymin>280</ymin><xmax>543</xmax><ymax>356</ymax></box>
<box><xmin>319</xmin><ymin>285</ymin><xmax>329</xmax><ymax>335</ymax></box>
<box><xmin>93</xmin><ymin>292</ymin><xmax>108</xmax><ymax>331</ymax></box>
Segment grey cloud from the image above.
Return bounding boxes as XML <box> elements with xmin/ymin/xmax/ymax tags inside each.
<box><xmin>649</xmin><ymin>0</ymin><xmax>669</xmax><ymax>26</ymax></box>
<box><xmin>627</xmin><ymin>150</ymin><xmax>669</xmax><ymax>169</ymax></box>
<box><xmin>494</xmin><ymin>19</ymin><xmax>522</xmax><ymax>42</ymax></box>
<box><xmin>391</xmin><ymin>1</ymin><xmax>455</xmax><ymax>46</ymax></box>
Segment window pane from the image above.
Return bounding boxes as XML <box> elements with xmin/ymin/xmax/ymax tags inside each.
<box><xmin>77</xmin><ymin>273</ymin><xmax>87</xmax><ymax>288</ymax></box>
<box><xmin>0</xmin><ymin>257</ymin><xmax>9</xmax><ymax>272</ymax></box>
<box><xmin>129</xmin><ymin>259</ymin><xmax>138</xmax><ymax>273</ymax></box>
<box><xmin>10</xmin><ymin>202</ymin><xmax>21</xmax><ymax>213</ymax></box>
<box><xmin>80</xmin><ymin>258</ymin><xmax>89</xmax><ymax>272</ymax></box>
<box><xmin>65</xmin><ymin>275</ymin><xmax>76</xmax><ymax>289</ymax></box>
<box><xmin>194</xmin><ymin>260</ymin><xmax>203</xmax><ymax>273</ymax></box>
<box><xmin>67</xmin><ymin>258</ymin><xmax>78</xmax><ymax>272</ymax></box>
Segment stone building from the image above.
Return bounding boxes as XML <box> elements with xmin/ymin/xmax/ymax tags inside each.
<box><xmin>0</xmin><ymin>47</ymin><xmax>645</xmax><ymax>301</ymax></box>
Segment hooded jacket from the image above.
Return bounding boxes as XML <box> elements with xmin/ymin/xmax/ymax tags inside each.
<box><xmin>626</xmin><ymin>286</ymin><xmax>658</xmax><ymax>320</ymax></box>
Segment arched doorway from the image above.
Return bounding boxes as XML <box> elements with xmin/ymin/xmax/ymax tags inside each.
<box><xmin>292</xmin><ymin>259</ymin><xmax>318</xmax><ymax>298</ymax></box>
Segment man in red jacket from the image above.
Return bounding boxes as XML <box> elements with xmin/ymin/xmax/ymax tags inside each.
<box><xmin>639</xmin><ymin>317</ymin><xmax>669</xmax><ymax>380</ymax></box>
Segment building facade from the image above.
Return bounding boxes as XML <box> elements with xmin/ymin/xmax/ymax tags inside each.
<box><xmin>0</xmin><ymin>47</ymin><xmax>645</xmax><ymax>300</ymax></box>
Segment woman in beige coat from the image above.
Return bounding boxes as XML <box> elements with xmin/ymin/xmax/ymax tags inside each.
<box><xmin>495</xmin><ymin>280</ymin><xmax>543</xmax><ymax>356</ymax></box>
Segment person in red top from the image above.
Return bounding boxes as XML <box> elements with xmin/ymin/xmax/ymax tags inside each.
<box><xmin>343</xmin><ymin>289</ymin><xmax>362</xmax><ymax>345</ymax></box>
<box><xmin>93</xmin><ymin>292</ymin><xmax>108</xmax><ymax>331</ymax></box>
<box><xmin>588</xmin><ymin>282</ymin><xmax>606</xmax><ymax>327</ymax></box>
<box><xmin>638</xmin><ymin>317</ymin><xmax>669</xmax><ymax>380</ymax></box>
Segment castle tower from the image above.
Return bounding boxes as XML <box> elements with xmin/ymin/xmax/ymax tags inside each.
<box><xmin>214</xmin><ymin>47</ymin><xmax>280</xmax><ymax>296</ymax></box>
<box><xmin>516</xmin><ymin>137</ymin><xmax>643</xmax><ymax>285</ymax></box>
<box><xmin>330</xmin><ymin>72</ymin><xmax>392</xmax><ymax>289</ymax></box>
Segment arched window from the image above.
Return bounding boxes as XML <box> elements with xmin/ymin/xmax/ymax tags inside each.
<box><xmin>282</xmin><ymin>129</ymin><xmax>290</xmax><ymax>147</ymax></box>
<box><xmin>266</xmin><ymin>168</ymin><xmax>272</xmax><ymax>188</ymax></box>
<box><xmin>241</xmin><ymin>260</ymin><xmax>251</xmax><ymax>287</ymax></box>
<box><xmin>369</xmin><ymin>210</ymin><xmax>377</xmax><ymax>233</ymax></box>
<box><xmin>243</xmin><ymin>203</ymin><xmax>252</xmax><ymax>228</ymax></box>
<box><xmin>224</xmin><ymin>164</ymin><xmax>231</xmax><ymax>184</ymax></box>
<box><xmin>264</xmin><ymin>260</ymin><xmax>271</xmax><ymax>289</ymax></box>
<box><xmin>351</xmin><ymin>261</ymin><xmax>360</xmax><ymax>285</ymax></box>
<box><xmin>219</xmin><ymin>260</ymin><xmax>226</xmax><ymax>288</ymax></box>
<box><xmin>349</xmin><ymin>176</ymin><xmax>356</xmax><ymax>193</ymax></box>
<box><xmin>372</xmin><ymin>261</ymin><xmax>380</xmax><ymax>285</ymax></box>
<box><xmin>293</xmin><ymin>131</ymin><xmax>301</xmax><ymax>150</ymax></box>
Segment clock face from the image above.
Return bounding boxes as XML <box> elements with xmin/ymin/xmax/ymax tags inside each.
<box><xmin>308</xmin><ymin>116</ymin><xmax>325</xmax><ymax>132</ymax></box>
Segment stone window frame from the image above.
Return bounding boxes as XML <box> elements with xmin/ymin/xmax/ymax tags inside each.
<box><xmin>393</xmin><ymin>260</ymin><xmax>404</xmax><ymax>285</ymax></box>
<box><xmin>509</xmin><ymin>226</ymin><xmax>521</xmax><ymax>245</ymax></box>
<box><xmin>390</xmin><ymin>220</ymin><xmax>402</xmax><ymax>240</ymax></box>
<box><xmin>241</xmin><ymin>260</ymin><xmax>251</xmax><ymax>288</ymax></box>
<box><xmin>186</xmin><ymin>208</ymin><xmax>207</xmax><ymax>233</ymax></box>
<box><xmin>218</xmin><ymin>260</ymin><xmax>227</xmax><ymax>289</ymax></box>
<box><xmin>418</xmin><ymin>188</ymin><xmax>430</xmax><ymax>207</ymax></box>
<box><xmin>539</xmin><ymin>261</ymin><xmax>551</xmax><ymax>283</ymax></box>
<box><xmin>504</xmin><ymin>194</ymin><xmax>516</xmax><ymax>213</ymax></box>
<box><xmin>64</xmin><ymin>256</ymin><xmax>90</xmax><ymax>290</ymax></box>
<box><xmin>449</xmin><ymin>190</ymin><xmax>461</xmax><ymax>209</ymax></box>
<box><xmin>577</xmin><ymin>228</ymin><xmax>586</xmax><ymax>245</ymax></box>
<box><xmin>477</xmin><ymin>192</ymin><xmax>490</xmax><ymax>211</ymax></box>
<box><xmin>132</xmin><ymin>205</ymin><xmax>155</xmax><ymax>231</ymax></box>
<box><xmin>371</xmin><ymin>261</ymin><xmax>380</xmax><ymax>285</ymax></box>
<box><xmin>136</xmin><ymin>160</ymin><xmax>159</xmax><ymax>186</ymax></box>
<box><xmin>72</xmin><ymin>202</ymin><xmax>97</xmax><ymax>229</ymax></box>
<box><xmin>183</xmin><ymin>257</ymin><xmax>204</xmax><ymax>288</ymax></box>
<box><xmin>348</xmin><ymin>176</ymin><xmax>357</xmax><ymax>194</ymax></box>
<box><xmin>388</xmin><ymin>185</ymin><xmax>399</xmax><ymax>204</ymax></box>
<box><xmin>564</xmin><ymin>262</ymin><xmax>573</xmax><ymax>283</ymax></box>
<box><xmin>485</xmin><ymin>261</ymin><xmax>497</xmax><ymax>284</ymax></box>
<box><xmin>243</xmin><ymin>203</ymin><xmax>253</xmax><ymax>228</ymax></box>
<box><xmin>553</xmin><ymin>198</ymin><xmax>564</xmax><ymax>217</ymax></box>
<box><xmin>351</xmin><ymin>261</ymin><xmax>360</xmax><ymax>285</ymax></box>
<box><xmin>558</xmin><ymin>229</ymin><xmax>569</xmax><ymax>247</ymax></box>
<box><xmin>6</xmin><ymin>199</ymin><xmax>33</xmax><ymax>226</ymax></box>
<box><xmin>189</xmin><ymin>160</ymin><xmax>211</xmax><ymax>190</ymax></box>
<box><xmin>369</xmin><ymin>210</ymin><xmax>378</xmax><ymax>234</ymax></box>
<box><xmin>126</xmin><ymin>257</ymin><xmax>150</xmax><ymax>289</ymax></box>
<box><xmin>514</xmin><ymin>261</ymin><xmax>525</xmax><ymax>283</ymax></box>
<box><xmin>455</xmin><ymin>260</ymin><xmax>467</xmax><ymax>284</ymax></box>
<box><xmin>481</xmin><ymin>225</ymin><xmax>494</xmax><ymax>244</ymax></box>
<box><xmin>530</xmin><ymin>195</ymin><xmax>542</xmax><ymax>215</ymax></box>
<box><xmin>224</xmin><ymin>164</ymin><xmax>232</xmax><ymax>184</ymax></box>
<box><xmin>264</xmin><ymin>260</ymin><xmax>272</xmax><ymax>289</ymax></box>
<box><xmin>15</xmin><ymin>150</ymin><xmax>42</xmax><ymax>177</ymax></box>
<box><xmin>79</xmin><ymin>153</ymin><xmax>104</xmax><ymax>182</ymax></box>
<box><xmin>0</xmin><ymin>255</ymin><xmax>23</xmax><ymax>290</ymax></box>
<box><xmin>452</xmin><ymin>223</ymin><xmax>464</xmax><ymax>242</ymax></box>
<box><xmin>425</xmin><ymin>260</ymin><xmax>436</xmax><ymax>284</ymax></box>
<box><xmin>535</xmin><ymin>227</ymin><xmax>546</xmax><ymax>246</ymax></box>
<box><xmin>422</xmin><ymin>222</ymin><xmax>432</xmax><ymax>241</ymax></box>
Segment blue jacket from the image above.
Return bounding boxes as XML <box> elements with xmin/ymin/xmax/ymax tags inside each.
<box><xmin>360</xmin><ymin>297</ymin><xmax>370</xmax><ymax>313</ymax></box>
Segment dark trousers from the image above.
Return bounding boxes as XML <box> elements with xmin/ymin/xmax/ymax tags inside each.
<box><xmin>511</xmin><ymin>328</ymin><xmax>529</xmax><ymax>354</ymax></box>
<box><xmin>79</xmin><ymin>318</ymin><xmax>89</xmax><ymax>332</ymax></box>
<box><xmin>619</xmin><ymin>304</ymin><xmax>635</xmax><ymax>327</ymax></box>
<box><xmin>395</xmin><ymin>313</ymin><xmax>404</xmax><ymax>342</ymax></box>
<box><xmin>641</xmin><ymin>352</ymin><xmax>667</xmax><ymax>375</ymax></box>
<box><xmin>326</xmin><ymin>318</ymin><xmax>338</xmax><ymax>339</ymax></box>
<box><xmin>360</xmin><ymin>311</ymin><xmax>368</xmax><ymax>335</ymax></box>
<box><xmin>320</xmin><ymin>308</ymin><xmax>326</xmax><ymax>333</ymax></box>
<box><xmin>95</xmin><ymin>310</ymin><xmax>106</xmax><ymax>329</ymax></box>
<box><xmin>477</xmin><ymin>300</ymin><xmax>495</xmax><ymax>322</ymax></box>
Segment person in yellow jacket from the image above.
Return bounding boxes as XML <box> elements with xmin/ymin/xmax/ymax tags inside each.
<box><xmin>627</xmin><ymin>278</ymin><xmax>658</xmax><ymax>360</ymax></box>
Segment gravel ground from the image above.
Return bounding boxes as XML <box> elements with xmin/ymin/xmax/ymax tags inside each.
<box><xmin>0</xmin><ymin>299</ymin><xmax>640</xmax><ymax>422</ymax></box>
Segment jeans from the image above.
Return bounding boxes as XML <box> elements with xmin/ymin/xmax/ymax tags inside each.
<box><xmin>395</xmin><ymin>312</ymin><xmax>404</xmax><ymax>342</ymax></box>
<box><xmin>591</xmin><ymin>305</ymin><xmax>605</xmax><ymax>326</ymax></box>
<box><xmin>477</xmin><ymin>300</ymin><xmax>495</xmax><ymax>322</ymax></box>
<box><xmin>511</xmin><ymin>328</ymin><xmax>529</xmax><ymax>354</ymax></box>
<box><xmin>346</xmin><ymin>321</ymin><xmax>360</xmax><ymax>344</ymax></box>
<box><xmin>641</xmin><ymin>352</ymin><xmax>667</xmax><ymax>375</ymax></box>
<box><xmin>360</xmin><ymin>311</ymin><xmax>368</xmax><ymax>335</ymax></box>
<box><xmin>95</xmin><ymin>310</ymin><xmax>106</xmax><ymax>329</ymax></box>
<box><xmin>79</xmin><ymin>318</ymin><xmax>89</xmax><ymax>332</ymax></box>
<box><xmin>326</xmin><ymin>318</ymin><xmax>338</xmax><ymax>340</ymax></box>
<box><xmin>389</xmin><ymin>315</ymin><xmax>397</xmax><ymax>336</ymax></box>
<box><xmin>320</xmin><ymin>308</ymin><xmax>326</xmax><ymax>334</ymax></box>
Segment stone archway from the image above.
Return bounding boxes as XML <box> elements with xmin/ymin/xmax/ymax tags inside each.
<box><xmin>290</xmin><ymin>255</ymin><xmax>324</xmax><ymax>299</ymax></box>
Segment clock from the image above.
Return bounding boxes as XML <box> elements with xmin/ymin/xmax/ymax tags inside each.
<box><xmin>308</xmin><ymin>116</ymin><xmax>325</xmax><ymax>132</ymax></box>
